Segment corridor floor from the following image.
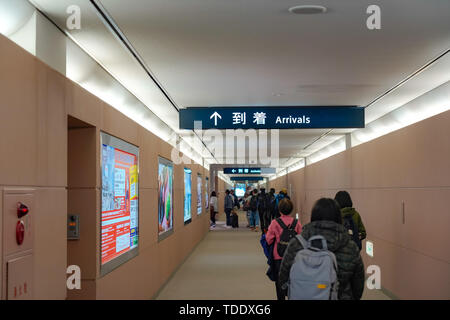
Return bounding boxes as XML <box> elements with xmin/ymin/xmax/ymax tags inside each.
<box><xmin>155</xmin><ymin>211</ymin><xmax>391</xmax><ymax>300</ymax></box>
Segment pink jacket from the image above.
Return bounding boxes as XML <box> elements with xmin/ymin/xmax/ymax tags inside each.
<box><xmin>266</xmin><ymin>215</ymin><xmax>302</xmax><ymax>260</ymax></box>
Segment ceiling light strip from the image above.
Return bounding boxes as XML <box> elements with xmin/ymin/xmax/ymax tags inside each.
<box><xmin>296</xmin><ymin>48</ymin><xmax>450</xmax><ymax>162</ymax></box>
<box><xmin>89</xmin><ymin>0</ymin><xmax>218</xmax><ymax>165</ymax></box>
<box><xmin>364</xmin><ymin>48</ymin><xmax>450</xmax><ymax>109</ymax></box>
<box><xmin>89</xmin><ymin>0</ymin><xmax>179</xmax><ymax>112</ymax></box>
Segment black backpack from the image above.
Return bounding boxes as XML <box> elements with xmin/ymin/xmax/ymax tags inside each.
<box><xmin>343</xmin><ymin>215</ymin><xmax>362</xmax><ymax>250</ymax></box>
<box><xmin>276</xmin><ymin>218</ymin><xmax>298</xmax><ymax>257</ymax></box>
<box><xmin>250</xmin><ymin>195</ymin><xmax>258</xmax><ymax>211</ymax></box>
<box><xmin>258</xmin><ymin>194</ymin><xmax>267</xmax><ymax>212</ymax></box>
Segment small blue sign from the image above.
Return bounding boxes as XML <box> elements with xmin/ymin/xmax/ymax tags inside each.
<box><xmin>224</xmin><ymin>168</ymin><xmax>261</xmax><ymax>174</ymax></box>
<box><xmin>230</xmin><ymin>176</ymin><xmax>264</xmax><ymax>181</ymax></box>
<box><xmin>179</xmin><ymin>106</ymin><xmax>365</xmax><ymax>129</ymax></box>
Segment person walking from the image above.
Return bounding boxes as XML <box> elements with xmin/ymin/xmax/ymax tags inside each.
<box><xmin>248</xmin><ymin>189</ymin><xmax>260</xmax><ymax>232</ymax></box>
<box><xmin>279</xmin><ymin>198</ymin><xmax>365</xmax><ymax>300</ymax></box>
<box><xmin>267</xmin><ymin>188</ymin><xmax>276</xmax><ymax>222</ymax></box>
<box><xmin>231</xmin><ymin>189</ymin><xmax>240</xmax><ymax>209</ymax></box>
<box><xmin>272</xmin><ymin>188</ymin><xmax>290</xmax><ymax>220</ymax></box>
<box><xmin>257</xmin><ymin>188</ymin><xmax>269</xmax><ymax>233</ymax></box>
<box><xmin>334</xmin><ymin>191</ymin><xmax>366</xmax><ymax>251</ymax></box>
<box><xmin>265</xmin><ymin>198</ymin><xmax>302</xmax><ymax>300</ymax></box>
<box><xmin>224</xmin><ymin>189</ymin><xmax>234</xmax><ymax>228</ymax></box>
<box><xmin>244</xmin><ymin>191</ymin><xmax>252</xmax><ymax>228</ymax></box>
<box><xmin>209</xmin><ymin>191</ymin><xmax>218</xmax><ymax>229</ymax></box>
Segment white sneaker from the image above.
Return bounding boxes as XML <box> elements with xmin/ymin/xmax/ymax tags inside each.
<box><xmin>225</xmin><ymin>225</ymin><xmax>232</xmax><ymax>229</ymax></box>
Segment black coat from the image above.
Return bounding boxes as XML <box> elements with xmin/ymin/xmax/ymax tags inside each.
<box><xmin>279</xmin><ymin>220</ymin><xmax>365</xmax><ymax>300</ymax></box>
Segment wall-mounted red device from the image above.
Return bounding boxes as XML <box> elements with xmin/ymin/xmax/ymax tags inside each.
<box><xmin>17</xmin><ymin>203</ymin><xmax>29</xmax><ymax>218</ymax></box>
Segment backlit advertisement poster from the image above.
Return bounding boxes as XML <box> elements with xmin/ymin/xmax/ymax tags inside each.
<box><xmin>235</xmin><ymin>184</ymin><xmax>246</xmax><ymax>197</ymax></box>
<box><xmin>205</xmin><ymin>177</ymin><xmax>209</xmax><ymax>209</ymax></box>
<box><xmin>197</xmin><ymin>174</ymin><xmax>202</xmax><ymax>215</ymax></box>
<box><xmin>158</xmin><ymin>157</ymin><xmax>174</xmax><ymax>239</ymax></box>
<box><xmin>184</xmin><ymin>168</ymin><xmax>192</xmax><ymax>224</ymax></box>
<box><xmin>100</xmin><ymin>132</ymin><xmax>139</xmax><ymax>275</ymax></box>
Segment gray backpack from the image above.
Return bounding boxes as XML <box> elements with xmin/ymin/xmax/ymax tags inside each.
<box><xmin>288</xmin><ymin>235</ymin><xmax>339</xmax><ymax>300</ymax></box>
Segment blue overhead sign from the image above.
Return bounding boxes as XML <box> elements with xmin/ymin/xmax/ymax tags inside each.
<box><xmin>224</xmin><ymin>168</ymin><xmax>261</xmax><ymax>174</ymax></box>
<box><xmin>230</xmin><ymin>177</ymin><xmax>264</xmax><ymax>181</ymax></box>
<box><xmin>179</xmin><ymin>106</ymin><xmax>365</xmax><ymax>129</ymax></box>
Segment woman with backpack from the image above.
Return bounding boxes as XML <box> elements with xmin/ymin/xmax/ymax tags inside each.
<box><xmin>265</xmin><ymin>198</ymin><xmax>302</xmax><ymax>300</ymax></box>
<box><xmin>279</xmin><ymin>198</ymin><xmax>365</xmax><ymax>300</ymax></box>
<box><xmin>334</xmin><ymin>191</ymin><xmax>366</xmax><ymax>251</ymax></box>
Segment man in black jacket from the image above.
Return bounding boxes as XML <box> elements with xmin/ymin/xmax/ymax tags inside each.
<box><xmin>279</xmin><ymin>198</ymin><xmax>365</xmax><ymax>300</ymax></box>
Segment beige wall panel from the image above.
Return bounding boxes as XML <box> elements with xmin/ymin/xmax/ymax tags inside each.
<box><xmin>67</xmin><ymin>188</ymin><xmax>98</xmax><ymax>280</ymax></box>
<box><xmin>362</xmin><ymin>236</ymin><xmax>450</xmax><ymax>299</ymax></box>
<box><xmin>65</xmin><ymin>82</ymin><xmax>102</xmax><ymax>128</ymax></box>
<box><xmin>0</xmin><ymin>36</ymin><xmax>38</xmax><ymax>186</ymax></box>
<box><xmin>173</xmin><ymin>184</ymin><xmax>184</xmax><ymax>230</ymax></box>
<box><xmin>352</xmin><ymin>111</ymin><xmax>450</xmax><ymax>189</ymax></box>
<box><xmin>394</xmin><ymin>188</ymin><xmax>449</xmax><ymax>262</ymax></box>
<box><xmin>350</xmin><ymin>188</ymin><xmax>450</xmax><ymax>263</ymax></box>
<box><xmin>173</xmin><ymin>164</ymin><xmax>184</xmax><ymax>191</ymax></box>
<box><xmin>306</xmin><ymin>150</ymin><xmax>351</xmax><ymax>191</ymax></box>
<box><xmin>36</xmin><ymin>66</ymin><xmax>67</xmax><ymax>187</ymax></box>
<box><xmin>102</xmin><ymin>103</ymin><xmax>139</xmax><ymax>147</ymax></box>
<box><xmin>158</xmin><ymin>140</ymin><xmax>173</xmax><ymax>161</ymax></box>
<box><xmin>138</xmin><ymin>129</ymin><xmax>159</xmax><ymax>189</ymax></box>
<box><xmin>139</xmin><ymin>188</ymin><xmax>158</xmax><ymax>250</ymax></box>
<box><xmin>67</xmin><ymin>128</ymin><xmax>97</xmax><ymax>189</ymax></box>
<box><xmin>67</xmin><ymin>279</ymin><xmax>96</xmax><ymax>300</ymax></box>
<box><xmin>34</xmin><ymin>188</ymin><xmax>67</xmax><ymax>299</ymax></box>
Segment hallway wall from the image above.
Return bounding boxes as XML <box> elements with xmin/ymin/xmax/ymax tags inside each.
<box><xmin>0</xmin><ymin>34</ymin><xmax>222</xmax><ymax>299</ymax></box>
<box><xmin>269</xmin><ymin>109</ymin><xmax>450</xmax><ymax>299</ymax></box>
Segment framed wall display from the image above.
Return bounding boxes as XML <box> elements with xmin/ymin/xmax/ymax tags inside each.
<box><xmin>197</xmin><ymin>174</ymin><xmax>202</xmax><ymax>215</ymax></box>
<box><xmin>100</xmin><ymin>132</ymin><xmax>139</xmax><ymax>276</ymax></box>
<box><xmin>158</xmin><ymin>157</ymin><xmax>174</xmax><ymax>240</ymax></box>
<box><xmin>184</xmin><ymin>168</ymin><xmax>192</xmax><ymax>224</ymax></box>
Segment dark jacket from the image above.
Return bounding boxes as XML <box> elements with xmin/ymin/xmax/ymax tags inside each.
<box><xmin>341</xmin><ymin>207</ymin><xmax>366</xmax><ymax>240</ymax></box>
<box><xmin>279</xmin><ymin>220</ymin><xmax>365</xmax><ymax>300</ymax></box>
<box><xmin>224</xmin><ymin>194</ymin><xmax>234</xmax><ymax>209</ymax></box>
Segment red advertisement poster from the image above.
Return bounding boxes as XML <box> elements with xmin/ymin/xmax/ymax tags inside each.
<box><xmin>101</xmin><ymin>144</ymin><xmax>138</xmax><ymax>265</ymax></box>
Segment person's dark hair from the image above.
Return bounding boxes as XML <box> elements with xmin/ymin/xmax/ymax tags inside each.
<box><xmin>270</xmin><ymin>188</ymin><xmax>275</xmax><ymax>194</ymax></box>
<box><xmin>211</xmin><ymin>191</ymin><xmax>216</xmax><ymax>197</ymax></box>
<box><xmin>334</xmin><ymin>191</ymin><xmax>353</xmax><ymax>209</ymax></box>
<box><xmin>226</xmin><ymin>189</ymin><xmax>230</xmax><ymax>194</ymax></box>
<box><xmin>253</xmin><ymin>189</ymin><xmax>258</xmax><ymax>194</ymax></box>
<box><xmin>278</xmin><ymin>198</ymin><xmax>293</xmax><ymax>215</ymax></box>
<box><xmin>311</xmin><ymin>198</ymin><xmax>342</xmax><ymax>224</ymax></box>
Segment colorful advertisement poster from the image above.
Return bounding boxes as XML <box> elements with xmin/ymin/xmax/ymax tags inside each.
<box><xmin>158</xmin><ymin>158</ymin><xmax>174</xmax><ymax>236</ymax></box>
<box><xmin>197</xmin><ymin>175</ymin><xmax>202</xmax><ymax>215</ymax></box>
<box><xmin>184</xmin><ymin>168</ymin><xmax>192</xmax><ymax>224</ymax></box>
<box><xmin>101</xmin><ymin>142</ymin><xmax>138</xmax><ymax>266</ymax></box>
<box><xmin>205</xmin><ymin>177</ymin><xmax>209</xmax><ymax>209</ymax></box>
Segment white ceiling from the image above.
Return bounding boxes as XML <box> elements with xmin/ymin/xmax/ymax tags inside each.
<box><xmin>99</xmin><ymin>0</ymin><xmax>450</xmax><ymax>107</ymax></box>
<box><xmin>28</xmin><ymin>0</ymin><xmax>450</xmax><ymax>168</ymax></box>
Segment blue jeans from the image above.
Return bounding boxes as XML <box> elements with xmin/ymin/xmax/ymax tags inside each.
<box><xmin>249</xmin><ymin>210</ymin><xmax>259</xmax><ymax>228</ymax></box>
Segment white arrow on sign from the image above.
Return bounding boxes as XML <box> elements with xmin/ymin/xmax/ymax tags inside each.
<box><xmin>210</xmin><ymin>111</ymin><xmax>222</xmax><ymax>126</ymax></box>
